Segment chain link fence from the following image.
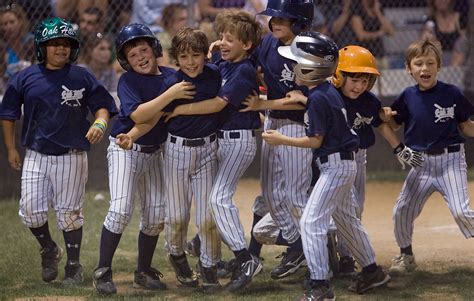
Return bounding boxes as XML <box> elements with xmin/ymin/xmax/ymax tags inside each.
<box><xmin>0</xmin><ymin>0</ymin><xmax>471</xmax><ymax>98</ymax></box>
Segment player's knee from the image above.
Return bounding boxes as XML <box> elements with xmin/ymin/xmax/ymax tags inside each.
<box><xmin>19</xmin><ymin>209</ymin><xmax>48</xmax><ymax>229</ymax></box>
<box><xmin>104</xmin><ymin>211</ymin><xmax>132</xmax><ymax>233</ymax></box>
<box><xmin>57</xmin><ymin>209</ymin><xmax>83</xmax><ymax>231</ymax></box>
<box><xmin>141</xmin><ymin>220</ymin><xmax>165</xmax><ymax>236</ymax></box>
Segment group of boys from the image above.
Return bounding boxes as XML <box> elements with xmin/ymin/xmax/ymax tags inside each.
<box><xmin>1</xmin><ymin>0</ymin><xmax>473</xmax><ymax>300</ymax></box>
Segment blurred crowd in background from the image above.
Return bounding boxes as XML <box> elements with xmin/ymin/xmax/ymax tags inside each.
<box><xmin>0</xmin><ymin>0</ymin><xmax>470</xmax><ymax>96</ymax></box>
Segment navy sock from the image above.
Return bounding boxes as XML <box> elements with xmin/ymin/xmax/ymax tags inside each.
<box><xmin>233</xmin><ymin>249</ymin><xmax>252</xmax><ymax>263</ymax></box>
<box><xmin>362</xmin><ymin>263</ymin><xmax>377</xmax><ymax>274</ymax></box>
<box><xmin>400</xmin><ymin>245</ymin><xmax>413</xmax><ymax>256</ymax></box>
<box><xmin>98</xmin><ymin>226</ymin><xmax>122</xmax><ymax>269</ymax></box>
<box><xmin>30</xmin><ymin>222</ymin><xmax>55</xmax><ymax>249</ymax></box>
<box><xmin>288</xmin><ymin>236</ymin><xmax>303</xmax><ymax>253</ymax></box>
<box><xmin>137</xmin><ymin>231</ymin><xmax>159</xmax><ymax>272</ymax></box>
<box><xmin>248</xmin><ymin>213</ymin><xmax>263</xmax><ymax>257</ymax></box>
<box><xmin>63</xmin><ymin>227</ymin><xmax>82</xmax><ymax>262</ymax></box>
<box><xmin>275</xmin><ymin>230</ymin><xmax>289</xmax><ymax>246</ymax></box>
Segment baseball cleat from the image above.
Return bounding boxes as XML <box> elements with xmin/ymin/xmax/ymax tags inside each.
<box><xmin>40</xmin><ymin>244</ymin><xmax>63</xmax><ymax>282</ymax></box>
<box><xmin>270</xmin><ymin>251</ymin><xmax>306</xmax><ymax>279</ymax></box>
<box><xmin>389</xmin><ymin>254</ymin><xmax>417</xmax><ymax>275</ymax></box>
<box><xmin>227</xmin><ymin>254</ymin><xmax>262</xmax><ymax>292</ymax></box>
<box><xmin>133</xmin><ymin>267</ymin><xmax>167</xmax><ymax>290</ymax></box>
<box><xmin>63</xmin><ymin>260</ymin><xmax>83</xmax><ymax>285</ymax></box>
<box><xmin>168</xmin><ymin>254</ymin><xmax>199</xmax><ymax>287</ymax></box>
<box><xmin>348</xmin><ymin>265</ymin><xmax>390</xmax><ymax>294</ymax></box>
<box><xmin>93</xmin><ymin>267</ymin><xmax>117</xmax><ymax>295</ymax></box>
<box><xmin>297</xmin><ymin>279</ymin><xmax>335</xmax><ymax>301</ymax></box>
<box><xmin>197</xmin><ymin>260</ymin><xmax>221</xmax><ymax>293</ymax></box>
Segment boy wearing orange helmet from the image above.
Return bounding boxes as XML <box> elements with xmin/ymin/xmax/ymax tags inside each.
<box><xmin>328</xmin><ymin>45</ymin><xmax>424</xmax><ymax>276</ymax></box>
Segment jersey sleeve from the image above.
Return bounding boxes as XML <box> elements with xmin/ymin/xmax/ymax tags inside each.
<box><xmin>0</xmin><ymin>74</ymin><xmax>24</xmax><ymax>120</ymax></box>
<box><xmin>391</xmin><ymin>90</ymin><xmax>409</xmax><ymax>125</ymax></box>
<box><xmin>368</xmin><ymin>94</ymin><xmax>383</xmax><ymax>128</ymax></box>
<box><xmin>84</xmin><ymin>70</ymin><xmax>118</xmax><ymax>117</ymax></box>
<box><xmin>219</xmin><ymin>64</ymin><xmax>257</xmax><ymax>108</ymax></box>
<box><xmin>453</xmin><ymin>86</ymin><xmax>474</xmax><ymax>122</ymax></box>
<box><xmin>306</xmin><ymin>93</ymin><xmax>327</xmax><ymax>137</ymax></box>
<box><xmin>117</xmin><ymin>74</ymin><xmax>143</xmax><ymax>117</ymax></box>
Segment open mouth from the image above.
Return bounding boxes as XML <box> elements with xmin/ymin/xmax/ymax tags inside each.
<box><xmin>420</xmin><ymin>74</ymin><xmax>431</xmax><ymax>80</ymax></box>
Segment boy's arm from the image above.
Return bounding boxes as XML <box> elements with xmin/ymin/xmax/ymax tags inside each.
<box><xmin>379</xmin><ymin>107</ymin><xmax>401</xmax><ymax>131</ymax></box>
<box><xmin>459</xmin><ymin>119</ymin><xmax>474</xmax><ymax>137</ymax></box>
<box><xmin>116</xmin><ymin>112</ymin><xmax>163</xmax><ymax>150</ymax></box>
<box><xmin>262</xmin><ymin>130</ymin><xmax>323</xmax><ymax>149</ymax></box>
<box><xmin>130</xmin><ymin>81</ymin><xmax>195</xmax><ymax>124</ymax></box>
<box><xmin>86</xmin><ymin>108</ymin><xmax>110</xmax><ymax>144</ymax></box>
<box><xmin>165</xmin><ymin>97</ymin><xmax>227</xmax><ymax>122</ymax></box>
<box><xmin>1</xmin><ymin>119</ymin><xmax>21</xmax><ymax>170</ymax></box>
<box><xmin>377</xmin><ymin>122</ymin><xmax>424</xmax><ymax>169</ymax></box>
<box><xmin>240</xmin><ymin>91</ymin><xmax>306</xmax><ymax>112</ymax></box>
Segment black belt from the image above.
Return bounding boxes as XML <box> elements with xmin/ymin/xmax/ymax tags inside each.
<box><xmin>319</xmin><ymin>151</ymin><xmax>355</xmax><ymax>164</ymax></box>
<box><xmin>425</xmin><ymin>145</ymin><xmax>460</xmax><ymax>155</ymax></box>
<box><xmin>217</xmin><ymin>131</ymin><xmax>255</xmax><ymax>139</ymax></box>
<box><xmin>137</xmin><ymin>145</ymin><xmax>160</xmax><ymax>154</ymax></box>
<box><xmin>170</xmin><ymin>134</ymin><xmax>217</xmax><ymax>147</ymax></box>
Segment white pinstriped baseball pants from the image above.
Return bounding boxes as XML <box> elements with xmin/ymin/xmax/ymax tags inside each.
<box><xmin>302</xmin><ymin>154</ymin><xmax>376</xmax><ymax>280</ymax></box>
<box><xmin>260</xmin><ymin>117</ymin><xmax>312</xmax><ymax>244</ymax></box>
<box><xmin>104</xmin><ymin>142</ymin><xmax>165</xmax><ymax>236</ymax></box>
<box><xmin>393</xmin><ymin>144</ymin><xmax>474</xmax><ymax>248</ymax></box>
<box><xmin>163</xmin><ymin>134</ymin><xmax>221</xmax><ymax>268</ymax></box>
<box><xmin>19</xmin><ymin>149</ymin><xmax>87</xmax><ymax>231</ymax></box>
<box><xmin>210</xmin><ymin>130</ymin><xmax>257</xmax><ymax>251</ymax></box>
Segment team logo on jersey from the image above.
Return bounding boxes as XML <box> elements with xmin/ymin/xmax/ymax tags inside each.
<box><xmin>221</xmin><ymin>78</ymin><xmax>227</xmax><ymax>87</ymax></box>
<box><xmin>352</xmin><ymin>112</ymin><xmax>373</xmax><ymax>129</ymax></box>
<box><xmin>61</xmin><ymin>85</ymin><xmax>84</xmax><ymax>107</ymax></box>
<box><xmin>434</xmin><ymin>103</ymin><xmax>456</xmax><ymax>123</ymax></box>
<box><xmin>279</xmin><ymin>63</ymin><xmax>295</xmax><ymax>87</ymax></box>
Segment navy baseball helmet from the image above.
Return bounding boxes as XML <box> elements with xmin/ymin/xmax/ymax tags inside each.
<box><xmin>258</xmin><ymin>0</ymin><xmax>314</xmax><ymax>35</ymax></box>
<box><xmin>278</xmin><ymin>31</ymin><xmax>339</xmax><ymax>84</ymax></box>
<box><xmin>115</xmin><ymin>23</ymin><xmax>163</xmax><ymax>71</ymax></box>
<box><xmin>34</xmin><ymin>17</ymin><xmax>80</xmax><ymax>63</ymax></box>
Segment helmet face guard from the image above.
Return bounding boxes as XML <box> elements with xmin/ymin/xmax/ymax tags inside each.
<box><xmin>115</xmin><ymin>23</ymin><xmax>162</xmax><ymax>71</ymax></box>
<box><xmin>34</xmin><ymin>17</ymin><xmax>80</xmax><ymax>63</ymax></box>
<box><xmin>258</xmin><ymin>0</ymin><xmax>314</xmax><ymax>35</ymax></box>
<box><xmin>278</xmin><ymin>32</ymin><xmax>338</xmax><ymax>84</ymax></box>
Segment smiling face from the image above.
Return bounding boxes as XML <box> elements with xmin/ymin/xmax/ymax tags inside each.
<box><xmin>270</xmin><ymin>17</ymin><xmax>294</xmax><ymax>45</ymax></box>
<box><xmin>124</xmin><ymin>39</ymin><xmax>158</xmax><ymax>75</ymax></box>
<box><xmin>177</xmin><ymin>49</ymin><xmax>205</xmax><ymax>78</ymax></box>
<box><xmin>44</xmin><ymin>38</ymin><xmax>71</xmax><ymax>69</ymax></box>
<box><xmin>406</xmin><ymin>50</ymin><xmax>439</xmax><ymax>91</ymax></box>
<box><xmin>341</xmin><ymin>75</ymin><xmax>371</xmax><ymax>99</ymax></box>
<box><xmin>219</xmin><ymin>31</ymin><xmax>250</xmax><ymax>63</ymax></box>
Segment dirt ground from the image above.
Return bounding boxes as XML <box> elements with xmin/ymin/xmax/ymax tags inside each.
<box><xmin>233</xmin><ymin>179</ymin><xmax>474</xmax><ymax>266</ymax></box>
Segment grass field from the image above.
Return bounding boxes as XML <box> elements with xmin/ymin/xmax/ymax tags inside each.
<box><xmin>1</xmin><ymin>179</ymin><xmax>474</xmax><ymax>300</ymax></box>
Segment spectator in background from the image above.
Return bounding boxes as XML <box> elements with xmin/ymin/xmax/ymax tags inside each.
<box><xmin>320</xmin><ymin>0</ymin><xmax>356</xmax><ymax>48</ymax></box>
<box><xmin>421</xmin><ymin>0</ymin><xmax>466</xmax><ymax>52</ymax></box>
<box><xmin>0</xmin><ymin>4</ymin><xmax>35</xmax><ymax>93</ymax></box>
<box><xmin>77</xmin><ymin>33</ymin><xmax>118</xmax><ymax>92</ymax></box>
<box><xmin>450</xmin><ymin>32</ymin><xmax>468</xmax><ymax>66</ymax></box>
<box><xmin>131</xmin><ymin>0</ymin><xmax>194</xmax><ymax>34</ymax></box>
<box><xmin>243</xmin><ymin>0</ymin><xmax>269</xmax><ymax>33</ymax></box>
<box><xmin>0</xmin><ymin>0</ymin><xmax>52</xmax><ymax>30</ymax></box>
<box><xmin>51</xmin><ymin>0</ymin><xmax>107</xmax><ymax>23</ymax></box>
<box><xmin>79</xmin><ymin>6</ymin><xmax>103</xmax><ymax>39</ymax></box>
<box><xmin>156</xmin><ymin>3</ymin><xmax>188</xmax><ymax>68</ymax></box>
<box><xmin>351</xmin><ymin>0</ymin><xmax>394</xmax><ymax>66</ymax></box>
<box><xmin>106</xmin><ymin>0</ymin><xmax>132</xmax><ymax>35</ymax></box>
<box><xmin>198</xmin><ymin>0</ymin><xmax>246</xmax><ymax>21</ymax></box>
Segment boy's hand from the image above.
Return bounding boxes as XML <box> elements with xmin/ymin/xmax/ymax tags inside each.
<box><xmin>86</xmin><ymin>126</ymin><xmax>104</xmax><ymax>144</ymax></box>
<box><xmin>285</xmin><ymin>90</ymin><xmax>307</xmax><ymax>105</ymax></box>
<box><xmin>207</xmin><ymin>40</ymin><xmax>222</xmax><ymax>59</ymax></box>
<box><xmin>380</xmin><ymin>107</ymin><xmax>397</xmax><ymax>122</ymax></box>
<box><xmin>164</xmin><ymin>108</ymin><xmax>181</xmax><ymax>123</ymax></box>
<box><xmin>262</xmin><ymin>130</ymin><xmax>284</xmax><ymax>145</ymax></box>
<box><xmin>240</xmin><ymin>90</ymin><xmax>262</xmax><ymax>112</ymax></box>
<box><xmin>393</xmin><ymin>143</ymin><xmax>424</xmax><ymax>169</ymax></box>
<box><xmin>7</xmin><ymin>148</ymin><xmax>21</xmax><ymax>170</ymax></box>
<box><xmin>168</xmin><ymin>81</ymin><xmax>195</xmax><ymax>100</ymax></box>
<box><xmin>115</xmin><ymin>133</ymin><xmax>134</xmax><ymax>150</ymax></box>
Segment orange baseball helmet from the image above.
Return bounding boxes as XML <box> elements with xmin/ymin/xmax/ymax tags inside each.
<box><xmin>332</xmin><ymin>45</ymin><xmax>380</xmax><ymax>90</ymax></box>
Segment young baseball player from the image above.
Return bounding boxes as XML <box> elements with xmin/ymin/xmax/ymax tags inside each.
<box><xmin>0</xmin><ymin>17</ymin><xmax>117</xmax><ymax>285</ymax></box>
<box><xmin>383</xmin><ymin>38</ymin><xmax>474</xmax><ymax>275</ymax></box>
<box><xmin>164</xmin><ymin>10</ymin><xmax>264</xmax><ymax>291</ymax></box>
<box><xmin>267</xmin><ymin>31</ymin><xmax>390</xmax><ymax>300</ymax></box>
<box><xmin>242</xmin><ymin>0</ymin><xmax>315</xmax><ymax>279</ymax></box>
<box><xmin>329</xmin><ymin>45</ymin><xmax>424</xmax><ymax>275</ymax></box>
<box><xmin>121</xmin><ymin>27</ymin><xmax>224</xmax><ymax>292</ymax></box>
<box><xmin>91</xmin><ymin>24</ymin><xmax>195</xmax><ymax>295</ymax></box>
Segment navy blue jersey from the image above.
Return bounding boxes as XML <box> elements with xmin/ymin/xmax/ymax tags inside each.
<box><xmin>391</xmin><ymin>81</ymin><xmax>474</xmax><ymax>151</ymax></box>
<box><xmin>111</xmin><ymin>66</ymin><xmax>175</xmax><ymax>146</ymax></box>
<box><xmin>164</xmin><ymin>63</ymin><xmax>222</xmax><ymax>138</ymax></box>
<box><xmin>251</xmin><ymin>33</ymin><xmax>307</xmax><ymax>123</ymax></box>
<box><xmin>0</xmin><ymin>64</ymin><xmax>117</xmax><ymax>155</ymax></box>
<box><xmin>305</xmin><ymin>82</ymin><xmax>359</xmax><ymax>157</ymax></box>
<box><xmin>340</xmin><ymin>89</ymin><xmax>383</xmax><ymax>149</ymax></box>
<box><xmin>217</xmin><ymin>59</ymin><xmax>260</xmax><ymax>131</ymax></box>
